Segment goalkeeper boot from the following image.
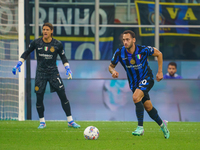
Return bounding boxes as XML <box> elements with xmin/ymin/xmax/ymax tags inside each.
<box><xmin>68</xmin><ymin>120</ymin><xmax>80</xmax><ymax>128</ymax></box>
<box><xmin>132</xmin><ymin>126</ymin><xmax>144</xmax><ymax>136</ymax></box>
<box><xmin>38</xmin><ymin>122</ymin><xmax>46</xmax><ymax>129</ymax></box>
<box><xmin>161</xmin><ymin>120</ymin><xmax>170</xmax><ymax>139</ymax></box>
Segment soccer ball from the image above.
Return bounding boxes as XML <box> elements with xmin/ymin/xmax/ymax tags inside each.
<box><xmin>84</xmin><ymin>126</ymin><xmax>99</xmax><ymax>140</ymax></box>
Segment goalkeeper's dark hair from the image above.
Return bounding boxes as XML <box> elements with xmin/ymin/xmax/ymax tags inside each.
<box><xmin>168</xmin><ymin>62</ymin><xmax>177</xmax><ymax>68</ymax></box>
<box><xmin>123</xmin><ymin>30</ymin><xmax>135</xmax><ymax>38</ymax></box>
<box><xmin>42</xmin><ymin>22</ymin><xmax>53</xmax><ymax>37</ymax></box>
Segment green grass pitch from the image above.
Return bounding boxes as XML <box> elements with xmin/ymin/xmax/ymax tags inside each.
<box><xmin>0</xmin><ymin>121</ymin><xmax>200</xmax><ymax>150</ymax></box>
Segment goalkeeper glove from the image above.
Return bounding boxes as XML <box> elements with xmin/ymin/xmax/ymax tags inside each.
<box><xmin>12</xmin><ymin>61</ymin><xmax>22</xmax><ymax>75</ymax></box>
<box><xmin>65</xmin><ymin>65</ymin><xmax>72</xmax><ymax>79</ymax></box>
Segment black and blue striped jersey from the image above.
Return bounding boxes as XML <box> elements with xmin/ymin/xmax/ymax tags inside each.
<box><xmin>111</xmin><ymin>45</ymin><xmax>154</xmax><ymax>91</ymax></box>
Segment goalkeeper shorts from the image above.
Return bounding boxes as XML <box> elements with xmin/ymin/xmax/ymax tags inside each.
<box><xmin>35</xmin><ymin>71</ymin><xmax>65</xmax><ymax>93</ymax></box>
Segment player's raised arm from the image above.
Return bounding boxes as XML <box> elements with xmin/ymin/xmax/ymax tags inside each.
<box><xmin>109</xmin><ymin>63</ymin><xmax>119</xmax><ymax>78</ymax></box>
<box><xmin>152</xmin><ymin>48</ymin><xmax>163</xmax><ymax>82</ymax></box>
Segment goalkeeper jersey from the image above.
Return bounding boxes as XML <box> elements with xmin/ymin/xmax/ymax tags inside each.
<box><xmin>21</xmin><ymin>37</ymin><xmax>68</xmax><ymax>73</ymax></box>
<box><xmin>111</xmin><ymin>45</ymin><xmax>154</xmax><ymax>91</ymax></box>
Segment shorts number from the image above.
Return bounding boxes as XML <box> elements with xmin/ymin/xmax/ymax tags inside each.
<box><xmin>57</xmin><ymin>77</ymin><xmax>61</xmax><ymax>84</ymax></box>
<box><xmin>141</xmin><ymin>79</ymin><xmax>147</xmax><ymax>85</ymax></box>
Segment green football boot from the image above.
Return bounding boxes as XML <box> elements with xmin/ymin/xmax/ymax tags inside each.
<box><xmin>132</xmin><ymin>126</ymin><xmax>144</xmax><ymax>136</ymax></box>
<box><xmin>161</xmin><ymin>120</ymin><xmax>170</xmax><ymax>139</ymax></box>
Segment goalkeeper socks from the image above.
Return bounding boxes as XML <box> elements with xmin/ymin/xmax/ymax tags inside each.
<box><xmin>36</xmin><ymin>93</ymin><xmax>45</xmax><ymax>118</ymax></box>
<box><xmin>40</xmin><ymin>117</ymin><xmax>45</xmax><ymax>123</ymax></box>
<box><xmin>67</xmin><ymin>116</ymin><xmax>73</xmax><ymax>122</ymax></box>
<box><xmin>57</xmin><ymin>90</ymin><xmax>72</xmax><ymax>116</ymax></box>
<box><xmin>147</xmin><ymin>107</ymin><xmax>162</xmax><ymax>126</ymax></box>
<box><xmin>135</xmin><ymin>101</ymin><xmax>144</xmax><ymax>126</ymax></box>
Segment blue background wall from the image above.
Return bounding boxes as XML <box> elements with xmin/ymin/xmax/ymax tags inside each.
<box><xmin>30</xmin><ymin>60</ymin><xmax>200</xmax><ymax>122</ymax></box>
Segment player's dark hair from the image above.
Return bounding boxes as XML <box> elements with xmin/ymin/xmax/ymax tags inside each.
<box><xmin>123</xmin><ymin>30</ymin><xmax>135</xmax><ymax>38</ymax></box>
<box><xmin>168</xmin><ymin>62</ymin><xmax>177</xmax><ymax>68</ymax></box>
<box><xmin>42</xmin><ymin>22</ymin><xmax>53</xmax><ymax>37</ymax></box>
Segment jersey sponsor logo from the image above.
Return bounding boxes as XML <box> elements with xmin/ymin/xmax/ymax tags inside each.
<box><xmin>38</xmin><ymin>53</ymin><xmax>53</xmax><ymax>59</ymax></box>
<box><xmin>50</xmin><ymin>46</ymin><xmax>55</xmax><ymax>52</ymax></box>
<box><xmin>130</xmin><ymin>58</ymin><xmax>135</xmax><ymax>64</ymax></box>
<box><xmin>44</xmin><ymin>46</ymin><xmax>48</xmax><ymax>51</ymax></box>
<box><xmin>126</xmin><ymin>64</ymin><xmax>142</xmax><ymax>70</ymax></box>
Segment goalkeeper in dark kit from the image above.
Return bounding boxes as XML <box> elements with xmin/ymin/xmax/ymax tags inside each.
<box><xmin>12</xmin><ymin>22</ymin><xmax>80</xmax><ymax>129</ymax></box>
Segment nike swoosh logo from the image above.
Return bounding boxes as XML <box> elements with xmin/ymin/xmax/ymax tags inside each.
<box><xmin>38</xmin><ymin>48</ymin><xmax>43</xmax><ymax>50</ymax></box>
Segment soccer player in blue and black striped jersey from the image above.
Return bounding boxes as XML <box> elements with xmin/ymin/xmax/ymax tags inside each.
<box><xmin>109</xmin><ymin>30</ymin><xmax>170</xmax><ymax>139</ymax></box>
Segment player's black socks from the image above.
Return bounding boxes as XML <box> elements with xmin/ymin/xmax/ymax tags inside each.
<box><xmin>147</xmin><ymin>107</ymin><xmax>162</xmax><ymax>126</ymax></box>
<box><xmin>36</xmin><ymin>93</ymin><xmax>45</xmax><ymax>118</ymax></box>
<box><xmin>135</xmin><ymin>101</ymin><xmax>144</xmax><ymax>126</ymax></box>
<box><xmin>57</xmin><ymin>90</ymin><xmax>72</xmax><ymax>116</ymax></box>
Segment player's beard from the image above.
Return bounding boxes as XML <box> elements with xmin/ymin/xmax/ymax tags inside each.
<box><xmin>125</xmin><ymin>42</ymin><xmax>133</xmax><ymax>51</ymax></box>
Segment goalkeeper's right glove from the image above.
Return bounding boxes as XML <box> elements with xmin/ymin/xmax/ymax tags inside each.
<box><xmin>12</xmin><ymin>61</ymin><xmax>22</xmax><ymax>75</ymax></box>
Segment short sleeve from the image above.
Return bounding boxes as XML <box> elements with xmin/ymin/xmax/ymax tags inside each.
<box><xmin>146</xmin><ymin>46</ymin><xmax>154</xmax><ymax>56</ymax></box>
<box><xmin>111</xmin><ymin>49</ymin><xmax>120</xmax><ymax>65</ymax></box>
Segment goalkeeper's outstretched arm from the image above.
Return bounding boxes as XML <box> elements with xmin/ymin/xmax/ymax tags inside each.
<box><xmin>12</xmin><ymin>40</ymin><xmax>36</xmax><ymax>75</ymax></box>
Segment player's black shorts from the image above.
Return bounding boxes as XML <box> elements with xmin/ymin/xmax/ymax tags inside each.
<box><xmin>34</xmin><ymin>71</ymin><xmax>65</xmax><ymax>93</ymax></box>
<box><xmin>132</xmin><ymin>76</ymin><xmax>154</xmax><ymax>103</ymax></box>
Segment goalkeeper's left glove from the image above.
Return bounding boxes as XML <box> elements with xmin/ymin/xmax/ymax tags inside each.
<box><xmin>12</xmin><ymin>61</ymin><xmax>22</xmax><ymax>75</ymax></box>
<box><xmin>65</xmin><ymin>65</ymin><xmax>72</xmax><ymax>79</ymax></box>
